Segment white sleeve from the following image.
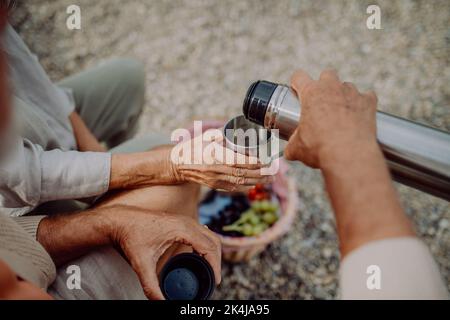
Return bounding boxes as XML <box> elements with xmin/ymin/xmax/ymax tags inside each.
<box><xmin>340</xmin><ymin>237</ymin><xmax>449</xmax><ymax>299</ymax></box>
<box><xmin>3</xmin><ymin>24</ymin><xmax>75</xmax><ymax>117</ymax></box>
<box><xmin>0</xmin><ymin>137</ymin><xmax>111</xmax><ymax>217</ymax></box>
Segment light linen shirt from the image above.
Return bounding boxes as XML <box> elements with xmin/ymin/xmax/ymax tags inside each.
<box><xmin>340</xmin><ymin>237</ymin><xmax>449</xmax><ymax>299</ymax></box>
<box><xmin>0</xmin><ymin>24</ymin><xmax>111</xmax><ymax>217</ymax></box>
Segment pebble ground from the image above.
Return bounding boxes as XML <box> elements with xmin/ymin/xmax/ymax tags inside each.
<box><xmin>12</xmin><ymin>0</ymin><xmax>449</xmax><ymax>299</ymax></box>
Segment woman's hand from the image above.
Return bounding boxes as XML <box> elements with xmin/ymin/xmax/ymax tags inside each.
<box><xmin>171</xmin><ymin>130</ymin><xmax>273</xmax><ymax>192</ymax></box>
<box><xmin>110</xmin><ymin>130</ymin><xmax>273</xmax><ymax>192</ymax></box>
<box><xmin>105</xmin><ymin>206</ymin><xmax>222</xmax><ymax>300</ymax></box>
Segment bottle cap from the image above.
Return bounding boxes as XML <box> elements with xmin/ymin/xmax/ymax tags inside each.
<box><xmin>243</xmin><ymin>80</ymin><xmax>278</xmax><ymax>126</ymax></box>
<box><xmin>160</xmin><ymin>253</ymin><xmax>215</xmax><ymax>300</ymax></box>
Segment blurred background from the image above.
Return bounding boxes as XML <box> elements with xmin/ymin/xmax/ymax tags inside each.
<box><xmin>10</xmin><ymin>0</ymin><xmax>449</xmax><ymax>299</ymax></box>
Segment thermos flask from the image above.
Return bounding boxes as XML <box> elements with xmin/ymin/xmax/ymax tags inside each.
<box><xmin>242</xmin><ymin>80</ymin><xmax>450</xmax><ymax>201</ymax></box>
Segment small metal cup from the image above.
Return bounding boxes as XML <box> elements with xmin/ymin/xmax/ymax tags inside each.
<box><xmin>223</xmin><ymin>115</ymin><xmax>272</xmax><ymax>162</ymax></box>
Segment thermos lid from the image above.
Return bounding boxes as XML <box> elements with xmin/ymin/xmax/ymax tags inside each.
<box><xmin>160</xmin><ymin>253</ymin><xmax>215</xmax><ymax>300</ymax></box>
<box><xmin>243</xmin><ymin>80</ymin><xmax>278</xmax><ymax>126</ymax></box>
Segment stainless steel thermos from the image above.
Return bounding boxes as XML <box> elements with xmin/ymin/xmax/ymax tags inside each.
<box><xmin>242</xmin><ymin>80</ymin><xmax>450</xmax><ymax>201</ymax></box>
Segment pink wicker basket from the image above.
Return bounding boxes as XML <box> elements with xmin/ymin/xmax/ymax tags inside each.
<box><xmin>219</xmin><ymin>171</ymin><xmax>297</xmax><ymax>263</ymax></box>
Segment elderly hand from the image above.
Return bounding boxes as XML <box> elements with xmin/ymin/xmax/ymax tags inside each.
<box><xmin>171</xmin><ymin>129</ymin><xmax>273</xmax><ymax>192</ymax></box>
<box><xmin>284</xmin><ymin>69</ymin><xmax>378</xmax><ymax>169</ymax></box>
<box><xmin>38</xmin><ymin>204</ymin><xmax>222</xmax><ymax>300</ymax></box>
<box><xmin>110</xmin><ymin>130</ymin><xmax>273</xmax><ymax>192</ymax></box>
<box><xmin>103</xmin><ymin>206</ymin><xmax>222</xmax><ymax>300</ymax></box>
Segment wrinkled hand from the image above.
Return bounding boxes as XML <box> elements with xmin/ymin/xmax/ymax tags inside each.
<box><xmin>171</xmin><ymin>129</ymin><xmax>273</xmax><ymax>192</ymax></box>
<box><xmin>110</xmin><ymin>130</ymin><xmax>273</xmax><ymax>191</ymax></box>
<box><xmin>284</xmin><ymin>69</ymin><xmax>378</xmax><ymax>169</ymax></box>
<box><xmin>105</xmin><ymin>206</ymin><xmax>222</xmax><ymax>300</ymax></box>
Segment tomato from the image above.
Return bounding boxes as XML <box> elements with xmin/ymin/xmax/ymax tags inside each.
<box><xmin>255</xmin><ymin>184</ymin><xmax>265</xmax><ymax>192</ymax></box>
<box><xmin>248</xmin><ymin>188</ymin><xmax>258</xmax><ymax>201</ymax></box>
<box><xmin>255</xmin><ymin>193</ymin><xmax>269</xmax><ymax>201</ymax></box>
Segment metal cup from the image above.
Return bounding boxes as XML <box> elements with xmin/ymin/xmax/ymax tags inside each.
<box><xmin>223</xmin><ymin>115</ymin><xmax>273</xmax><ymax>163</ymax></box>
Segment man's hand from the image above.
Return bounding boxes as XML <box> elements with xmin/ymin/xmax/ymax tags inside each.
<box><xmin>284</xmin><ymin>69</ymin><xmax>414</xmax><ymax>257</ymax></box>
<box><xmin>284</xmin><ymin>69</ymin><xmax>378</xmax><ymax>169</ymax></box>
<box><xmin>37</xmin><ymin>205</ymin><xmax>221</xmax><ymax>300</ymax></box>
<box><xmin>105</xmin><ymin>206</ymin><xmax>222</xmax><ymax>299</ymax></box>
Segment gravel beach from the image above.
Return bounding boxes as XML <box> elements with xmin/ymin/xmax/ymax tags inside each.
<box><xmin>11</xmin><ymin>0</ymin><xmax>449</xmax><ymax>299</ymax></box>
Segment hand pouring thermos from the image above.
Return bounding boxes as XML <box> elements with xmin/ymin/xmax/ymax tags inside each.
<box><xmin>242</xmin><ymin>80</ymin><xmax>450</xmax><ymax>201</ymax></box>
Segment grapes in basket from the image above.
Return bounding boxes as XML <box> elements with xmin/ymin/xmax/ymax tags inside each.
<box><xmin>200</xmin><ymin>184</ymin><xmax>279</xmax><ymax>237</ymax></box>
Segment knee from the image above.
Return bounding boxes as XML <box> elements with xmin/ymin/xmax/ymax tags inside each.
<box><xmin>113</xmin><ymin>58</ymin><xmax>146</xmax><ymax>101</ymax></box>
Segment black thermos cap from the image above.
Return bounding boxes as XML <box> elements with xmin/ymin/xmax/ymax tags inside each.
<box><xmin>243</xmin><ymin>80</ymin><xmax>278</xmax><ymax>126</ymax></box>
<box><xmin>160</xmin><ymin>253</ymin><xmax>215</xmax><ymax>300</ymax></box>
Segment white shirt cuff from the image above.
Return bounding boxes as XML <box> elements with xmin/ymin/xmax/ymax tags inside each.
<box><xmin>40</xmin><ymin>150</ymin><xmax>111</xmax><ymax>202</ymax></box>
